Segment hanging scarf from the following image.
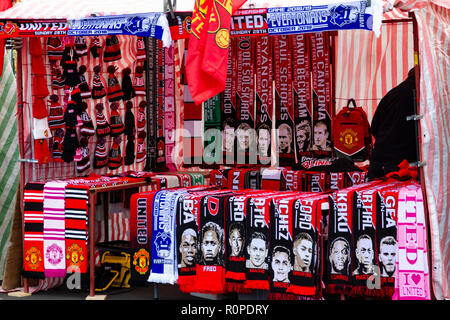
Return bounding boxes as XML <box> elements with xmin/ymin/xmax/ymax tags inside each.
<box><xmin>292</xmin><ymin>34</ymin><xmax>313</xmax><ymax>160</ymax></box>
<box><xmin>64</xmin><ymin>185</ymin><xmax>89</xmax><ymax>274</ymax></box>
<box><xmin>281</xmin><ymin>169</ymin><xmax>304</xmax><ymax>192</ymax></box>
<box><xmin>269</xmin><ymin>195</ymin><xmax>299</xmax><ymax>300</ymax></box>
<box><xmin>222</xmin><ymin>42</ymin><xmax>237</xmax><ymax>165</ymax></box>
<box><xmin>235</xmin><ymin>36</ymin><xmax>256</xmax><ymax>165</ymax></box>
<box><xmin>203</xmin><ymin>93</ymin><xmax>222</xmax><ymax>167</ymax></box>
<box><xmin>129</xmin><ymin>191</ymin><xmax>157</xmax><ymax>286</ymax></box>
<box><xmin>287</xmin><ymin>194</ymin><xmax>327</xmax><ymax>297</ymax></box>
<box><xmin>210</xmin><ymin>168</ymin><xmax>231</xmax><ymax>188</ymax></box>
<box><xmin>165</xmin><ymin>44</ymin><xmax>177</xmax><ymax>171</ymax></box>
<box><xmin>155</xmin><ymin>40</ymin><xmax>167</xmax><ymax>171</ymax></box>
<box><xmin>393</xmin><ymin>184</ymin><xmax>430</xmax><ymax>300</ymax></box>
<box><xmin>273</xmin><ymin>35</ymin><xmax>295</xmax><ymax>166</ymax></box>
<box><xmin>244</xmin><ymin>193</ymin><xmax>278</xmax><ymax>290</ymax></box>
<box><xmin>376</xmin><ymin>182</ymin><xmax>404</xmax><ymax>298</ymax></box>
<box><xmin>261</xmin><ymin>167</ymin><xmax>285</xmax><ymax>191</ymax></box>
<box><xmin>195</xmin><ymin>192</ymin><xmax>234</xmax><ymax>294</ymax></box>
<box><xmin>43</xmin><ymin>181</ymin><xmax>67</xmax><ymax>277</ymax></box>
<box><xmin>148</xmin><ymin>190</ymin><xmax>186</xmax><ymax>284</ymax></box>
<box><xmin>255</xmin><ymin>35</ymin><xmax>273</xmax><ymax>166</ymax></box>
<box><xmin>325</xmin><ymin>181</ymin><xmax>381</xmax><ymax>295</ymax></box>
<box><xmin>176</xmin><ymin>190</ymin><xmax>222</xmax><ymax>292</ymax></box>
<box><xmin>23</xmin><ymin>183</ymin><xmax>46</xmax><ymax>279</ymax></box>
<box><xmin>310</xmin><ymin>32</ymin><xmax>332</xmax><ymax>158</ymax></box>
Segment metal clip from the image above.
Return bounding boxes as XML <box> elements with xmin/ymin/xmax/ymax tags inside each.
<box><xmin>410</xmin><ymin>161</ymin><xmax>426</xmax><ymax>168</ymax></box>
<box><xmin>18</xmin><ymin>158</ymin><xmax>38</xmax><ymax>163</ymax></box>
<box><xmin>406</xmin><ymin>114</ymin><xmax>423</xmax><ymax>121</ymax></box>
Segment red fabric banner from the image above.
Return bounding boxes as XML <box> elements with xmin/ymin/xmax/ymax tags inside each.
<box><xmin>186</xmin><ymin>0</ymin><xmax>247</xmax><ymax>105</ymax></box>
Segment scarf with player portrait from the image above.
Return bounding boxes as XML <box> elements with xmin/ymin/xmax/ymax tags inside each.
<box><xmin>129</xmin><ymin>190</ymin><xmax>157</xmax><ymax>286</ymax></box>
<box><xmin>235</xmin><ymin>36</ymin><xmax>256</xmax><ymax>165</ymax></box>
<box><xmin>176</xmin><ymin>188</ymin><xmax>221</xmax><ymax>293</ymax></box>
<box><xmin>269</xmin><ymin>196</ymin><xmax>297</xmax><ymax>300</ymax></box>
<box><xmin>225</xmin><ymin>191</ymin><xmax>276</xmax><ymax>293</ymax></box>
<box><xmin>325</xmin><ymin>181</ymin><xmax>381</xmax><ymax>295</ymax></box>
<box><xmin>195</xmin><ymin>192</ymin><xmax>234</xmax><ymax>294</ymax></box>
<box><xmin>287</xmin><ymin>194</ymin><xmax>327</xmax><ymax>297</ymax></box>
<box><xmin>310</xmin><ymin>32</ymin><xmax>333</xmax><ymax>158</ymax></box>
<box><xmin>376</xmin><ymin>183</ymin><xmax>403</xmax><ymax>298</ymax></box>
<box><xmin>244</xmin><ymin>193</ymin><xmax>273</xmax><ymax>290</ymax></box>
<box><xmin>221</xmin><ymin>42</ymin><xmax>237</xmax><ymax>165</ymax></box>
<box><xmin>292</xmin><ymin>33</ymin><xmax>313</xmax><ymax>160</ymax></box>
<box><xmin>273</xmin><ymin>35</ymin><xmax>295</xmax><ymax>166</ymax></box>
<box><xmin>255</xmin><ymin>35</ymin><xmax>273</xmax><ymax>166</ymax></box>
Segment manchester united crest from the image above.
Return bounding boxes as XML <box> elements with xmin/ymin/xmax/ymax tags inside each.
<box><xmin>66</xmin><ymin>243</ymin><xmax>85</xmax><ymax>268</ymax></box>
<box><xmin>133</xmin><ymin>249</ymin><xmax>150</xmax><ymax>275</ymax></box>
<box><xmin>339</xmin><ymin>128</ymin><xmax>359</xmax><ymax>149</ymax></box>
<box><xmin>25</xmin><ymin>247</ymin><xmax>42</xmax><ymax>270</ymax></box>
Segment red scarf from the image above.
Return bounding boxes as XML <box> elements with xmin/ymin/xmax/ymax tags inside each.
<box><xmin>255</xmin><ymin>35</ymin><xmax>273</xmax><ymax>166</ymax></box>
<box><xmin>273</xmin><ymin>35</ymin><xmax>295</xmax><ymax>166</ymax></box>
<box><xmin>310</xmin><ymin>32</ymin><xmax>332</xmax><ymax>158</ymax></box>
<box><xmin>292</xmin><ymin>34</ymin><xmax>313</xmax><ymax>160</ymax></box>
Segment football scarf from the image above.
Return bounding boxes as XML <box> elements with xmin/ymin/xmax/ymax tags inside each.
<box><xmin>222</xmin><ymin>43</ymin><xmax>237</xmax><ymax>165</ymax></box>
<box><xmin>148</xmin><ymin>190</ymin><xmax>186</xmax><ymax>284</ymax></box>
<box><xmin>305</xmin><ymin>171</ymin><xmax>328</xmax><ymax>193</ymax></box>
<box><xmin>393</xmin><ymin>184</ymin><xmax>430</xmax><ymax>300</ymax></box>
<box><xmin>287</xmin><ymin>195</ymin><xmax>326</xmax><ymax>297</ymax></box>
<box><xmin>64</xmin><ymin>185</ymin><xmax>89</xmax><ymax>274</ymax></box>
<box><xmin>227</xmin><ymin>168</ymin><xmax>250</xmax><ymax>190</ymax></box>
<box><xmin>155</xmin><ymin>40</ymin><xmax>167</xmax><ymax>171</ymax></box>
<box><xmin>165</xmin><ymin>44</ymin><xmax>177</xmax><ymax>172</ymax></box>
<box><xmin>129</xmin><ymin>191</ymin><xmax>157</xmax><ymax>286</ymax></box>
<box><xmin>145</xmin><ymin>38</ymin><xmax>157</xmax><ymax>171</ymax></box>
<box><xmin>195</xmin><ymin>192</ymin><xmax>234</xmax><ymax>294</ymax></box>
<box><xmin>176</xmin><ymin>189</ymin><xmax>223</xmax><ymax>292</ymax></box>
<box><xmin>203</xmin><ymin>93</ymin><xmax>222</xmax><ymax>167</ymax></box>
<box><xmin>292</xmin><ymin>33</ymin><xmax>313</xmax><ymax>160</ymax></box>
<box><xmin>235</xmin><ymin>36</ymin><xmax>256</xmax><ymax>165</ymax></box>
<box><xmin>43</xmin><ymin>181</ymin><xmax>67</xmax><ymax>278</ymax></box>
<box><xmin>255</xmin><ymin>35</ymin><xmax>273</xmax><ymax>166</ymax></box>
<box><xmin>376</xmin><ymin>183</ymin><xmax>404</xmax><ymax>298</ymax></box>
<box><xmin>269</xmin><ymin>195</ymin><xmax>301</xmax><ymax>300</ymax></box>
<box><xmin>210</xmin><ymin>168</ymin><xmax>231</xmax><ymax>188</ymax></box>
<box><xmin>261</xmin><ymin>167</ymin><xmax>285</xmax><ymax>191</ymax></box>
<box><xmin>273</xmin><ymin>35</ymin><xmax>295</xmax><ymax>166</ymax></box>
<box><xmin>310</xmin><ymin>32</ymin><xmax>333</xmax><ymax>158</ymax></box>
<box><xmin>244</xmin><ymin>193</ymin><xmax>278</xmax><ymax>290</ymax></box>
<box><xmin>281</xmin><ymin>169</ymin><xmax>304</xmax><ymax>192</ymax></box>
<box><xmin>23</xmin><ymin>183</ymin><xmax>46</xmax><ymax>279</ymax></box>
<box><xmin>350</xmin><ymin>185</ymin><xmax>382</xmax><ymax>297</ymax></box>
<box><xmin>325</xmin><ymin>181</ymin><xmax>381</xmax><ymax>295</ymax></box>
<box><xmin>244</xmin><ymin>170</ymin><xmax>261</xmax><ymax>190</ymax></box>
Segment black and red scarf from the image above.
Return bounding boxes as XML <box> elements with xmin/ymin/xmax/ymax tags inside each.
<box><xmin>269</xmin><ymin>195</ymin><xmax>299</xmax><ymax>300</ymax></box>
<box><xmin>325</xmin><ymin>181</ymin><xmax>381</xmax><ymax>295</ymax></box>
<box><xmin>195</xmin><ymin>192</ymin><xmax>235</xmax><ymax>294</ymax></box>
<box><xmin>203</xmin><ymin>93</ymin><xmax>222</xmax><ymax>168</ymax></box>
<box><xmin>155</xmin><ymin>39</ymin><xmax>167</xmax><ymax>171</ymax></box>
<box><xmin>244</xmin><ymin>193</ymin><xmax>282</xmax><ymax>290</ymax></box>
<box><xmin>64</xmin><ymin>185</ymin><xmax>89</xmax><ymax>275</ymax></box>
<box><xmin>273</xmin><ymin>35</ymin><xmax>295</xmax><ymax>166</ymax></box>
<box><xmin>310</xmin><ymin>32</ymin><xmax>333</xmax><ymax>158</ymax></box>
<box><xmin>376</xmin><ymin>183</ymin><xmax>403</xmax><ymax>298</ymax></box>
<box><xmin>129</xmin><ymin>190</ymin><xmax>157</xmax><ymax>286</ymax></box>
<box><xmin>291</xmin><ymin>34</ymin><xmax>313</xmax><ymax>160</ymax></box>
<box><xmin>281</xmin><ymin>169</ymin><xmax>305</xmax><ymax>192</ymax></box>
<box><xmin>222</xmin><ymin>41</ymin><xmax>237</xmax><ymax>165</ymax></box>
<box><xmin>287</xmin><ymin>194</ymin><xmax>327</xmax><ymax>297</ymax></box>
<box><xmin>235</xmin><ymin>36</ymin><xmax>256</xmax><ymax>165</ymax></box>
<box><xmin>255</xmin><ymin>35</ymin><xmax>273</xmax><ymax>166</ymax></box>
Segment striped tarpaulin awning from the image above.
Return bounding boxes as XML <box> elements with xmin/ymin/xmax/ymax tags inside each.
<box><xmin>0</xmin><ymin>51</ymin><xmax>20</xmax><ymax>280</ymax></box>
<box><xmin>335</xmin><ymin>0</ymin><xmax>450</xmax><ymax>299</ymax></box>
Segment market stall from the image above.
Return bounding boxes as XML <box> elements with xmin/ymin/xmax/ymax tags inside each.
<box><xmin>0</xmin><ymin>0</ymin><xmax>447</xmax><ymax>301</ymax></box>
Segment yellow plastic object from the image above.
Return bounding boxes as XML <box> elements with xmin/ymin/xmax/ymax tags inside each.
<box><xmin>96</xmin><ymin>250</ymin><xmax>131</xmax><ymax>291</ymax></box>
